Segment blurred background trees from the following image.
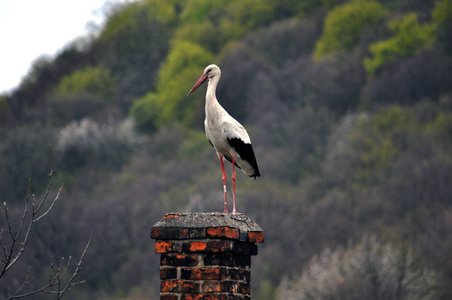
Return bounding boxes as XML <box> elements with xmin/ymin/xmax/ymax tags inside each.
<box><xmin>1</xmin><ymin>0</ymin><xmax>451</xmax><ymax>299</ymax></box>
<box><xmin>277</xmin><ymin>235</ymin><xmax>442</xmax><ymax>300</ymax></box>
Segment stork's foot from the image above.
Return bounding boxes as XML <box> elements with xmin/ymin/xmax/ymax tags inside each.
<box><xmin>230</xmin><ymin>211</ymin><xmax>243</xmax><ymax>215</ymax></box>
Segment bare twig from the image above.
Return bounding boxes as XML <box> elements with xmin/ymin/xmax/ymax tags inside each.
<box><xmin>8</xmin><ymin>233</ymin><xmax>93</xmax><ymax>299</ymax></box>
<box><xmin>54</xmin><ymin>232</ymin><xmax>93</xmax><ymax>299</ymax></box>
<box><xmin>33</xmin><ymin>146</ymin><xmax>54</xmax><ymax>215</ymax></box>
<box><xmin>0</xmin><ymin>146</ymin><xmax>61</xmax><ymax>277</ymax></box>
<box><xmin>33</xmin><ymin>183</ymin><xmax>63</xmax><ymax>224</ymax></box>
<box><xmin>0</xmin><ymin>146</ymin><xmax>91</xmax><ymax>299</ymax></box>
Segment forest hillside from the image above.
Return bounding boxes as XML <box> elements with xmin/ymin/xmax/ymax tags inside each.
<box><xmin>1</xmin><ymin>0</ymin><xmax>451</xmax><ymax>299</ymax></box>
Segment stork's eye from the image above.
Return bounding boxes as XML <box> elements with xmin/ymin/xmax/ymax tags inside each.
<box><xmin>206</xmin><ymin>68</ymin><xmax>212</xmax><ymax>74</ymax></box>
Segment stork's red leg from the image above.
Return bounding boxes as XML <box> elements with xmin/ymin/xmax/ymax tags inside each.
<box><xmin>220</xmin><ymin>157</ymin><xmax>228</xmax><ymax>213</ymax></box>
<box><xmin>231</xmin><ymin>156</ymin><xmax>237</xmax><ymax>214</ymax></box>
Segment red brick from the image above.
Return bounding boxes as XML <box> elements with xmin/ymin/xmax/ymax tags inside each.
<box><xmin>247</xmin><ymin>232</ymin><xmax>264</xmax><ymax>243</ymax></box>
<box><xmin>151</xmin><ymin>227</ymin><xmax>160</xmax><ymax>239</ymax></box>
<box><xmin>179</xmin><ymin>228</ymin><xmax>189</xmax><ymax>238</ymax></box>
<box><xmin>231</xmin><ymin>242</ymin><xmax>252</xmax><ymax>255</ymax></box>
<box><xmin>201</xmin><ymin>282</ymin><xmax>222</xmax><ymax>293</ymax></box>
<box><xmin>161</xmin><ymin>254</ymin><xmax>200</xmax><ymax>267</ymax></box>
<box><xmin>180</xmin><ymin>267</ymin><xmax>228</xmax><ymax>280</ymax></box>
<box><xmin>206</xmin><ymin>240</ymin><xmax>233</xmax><ymax>252</ymax></box>
<box><xmin>202</xmin><ymin>253</ymin><xmax>250</xmax><ymax>268</ymax></box>
<box><xmin>181</xmin><ymin>295</ymin><xmax>230</xmax><ymax>300</ymax></box>
<box><xmin>201</xmin><ymin>281</ymin><xmax>234</xmax><ymax>293</ymax></box>
<box><xmin>160</xmin><ymin>280</ymin><xmax>176</xmax><ymax>293</ymax></box>
<box><xmin>208</xmin><ymin>240</ymin><xmax>233</xmax><ymax>252</ymax></box>
<box><xmin>160</xmin><ymin>267</ymin><xmax>178</xmax><ymax>279</ymax></box>
<box><xmin>249</xmin><ymin>244</ymin><xmax>258</xmax><ymax>256</ymax></box>
<box><xmin>183</xmin><ymin>240</ymin><xmax>233</xmax><ymax>253</ymax></box>
<box><xmin>232</xmin><ymin>282</ymin><xmax>251</xmax><ymax>295</ymax></box>
<box><xmin>188</xmin><ymin>241</ymin><xmax>207</xmax><ymax>252</ymax></box>
<box><xmin>228</xmin><ymin>268</ymin><xmax>251</xmax><ymax>282</ymax></box>
<box><xmin>155</xmin><ymin>241</ymin><xmax>173</xmax><ymax>253</ymax></box>
<box><xmin>189</xmin><ymin>228</ymin><xmax>206</xmax><ymax>238</ymax></box>
<box><xmin>207</xmin><ymin>227</ymin><xmax>240</xmax><ymax>240</ymax></box>
<box><xmin>160</xmin><ymin>294</ymin><xmax>178</xmax><ymax>300</ymax></box>
<box><xmin>152</xmin><ymin>227</ymin><xmax>191</xmax><ymax>240</ymax></box>
<box><xmin>163</xmin><ymin>214</ymin><xmax>181</xmax><ymax>220</ymax></box>
<box><xmin>161</xmin><ymin>280</ymin><xmax>200</xmax><ymax>293</ymax></box>
<box><xmin>179</xmin><ymin>293</ymin><xmax>249</xmax><ymax>299</ymax></box>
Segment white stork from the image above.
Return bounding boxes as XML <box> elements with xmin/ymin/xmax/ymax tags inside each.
<box><xmin>187</xmin><ymin>64</ymin><xmax>260</xmax><ymax>214</ymax></box>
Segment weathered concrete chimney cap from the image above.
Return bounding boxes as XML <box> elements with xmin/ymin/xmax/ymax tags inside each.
<box><xmin>151</xmin><ymin>212</ymin><xmax>264</xmax><ymax>243</ymax></box>
<box><xmin>154</xmin><ymin>212</ymin><xmax>262</xmax><ymax>231</ymax></box>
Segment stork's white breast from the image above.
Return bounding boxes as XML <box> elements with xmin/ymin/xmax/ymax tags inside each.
<box><xmin>205</xmin><ymin>115</ymin><xmax>250</xmax><ymax>157</ymax></box>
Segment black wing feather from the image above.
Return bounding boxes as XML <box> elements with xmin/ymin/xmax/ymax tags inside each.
<box><xmin>226</xmin><ymin>137</ymin><xmax>260</xmax><ymax>178</ymax></box>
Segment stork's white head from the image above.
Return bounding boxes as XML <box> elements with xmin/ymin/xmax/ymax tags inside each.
<box><xmin>187</xmin><ymin>64</ymin><xmax>221</xmax><ymax>96</ymax></box>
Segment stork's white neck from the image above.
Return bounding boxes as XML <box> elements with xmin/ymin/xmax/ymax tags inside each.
<box><xmin>206</xmin><ymin>75</ymin><xmax>220</xmax><ymax>104</ymax></box>
<box><xmin>205</xmin><ymin>74</ymin><xmax>223</xmax><ymax>120</ymax></box>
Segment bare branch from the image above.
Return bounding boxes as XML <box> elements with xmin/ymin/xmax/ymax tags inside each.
<box><xmin>33</xmin><ymin>183</ymin><xmax>63</xmax><ymax>224</ymax></box>
<box><xmin>0</xmin><ymin>185</ymin><xmax>31</xmax><ymax>278</ymax></box>
<box><xmin>0</xmin><ymin>228</ymin><xmax>7</xmax><ymax>263</ymax></box>
<box><xmin>3</xmin><ymin>181</ymin><xmax>34</xmax><ymax>273</ymax></box>
<box><xmin>1</xmin><ymin>147</ymin><xmax>59</xmax><ymax>277</ymax></box>
<box><xmin>33</xmin><ymin>145</ymin><xmax>55</xmax><ymax>216</ymax></box>
<box><xmin>7</xmin><ymin>233</ymin><xmax>93</xmax><ymax>300</ymax></box>
<box><xmin>58</xmin><ymin>232</ymin><xmax>93</xmax><ymax>297</ymax></box>
<box><xmin>8</xmin><ymin>267</ymin><xmax>32</xmax><ymax>298</ymax></box>
<box><xmin>1</xmin><ymin>146</ymin><xmax>91</xmax><ymax>299</ymax></box>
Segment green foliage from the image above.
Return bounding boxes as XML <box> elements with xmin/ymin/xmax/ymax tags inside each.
<box><xmin>371</xmin><ymin>105</ymin><xmax>415</xmax><ymax>133</ymax></box>
<box><xmin>314</xmin><ymin>0</ymin><xmax>387</xmax><ymax>58</ymax></box>
<box><xmin>20</xmin><ymin>55</ymin><xmax>52</xmax><ymax>88</ymax></box>
<box><xmin>158</xmin><ymin>40</ymin><xmax>213</xmax><ymax>86</ymax></box>
<box><xmin>347</xmin><ymin>106</ymin><xmax>420</xmax><ymax>184</ymax></box>
<box><xmin>177</xmin><ymin>0</ymin><xmax>286</xmax><ymax>53</ymax></box>
<box><xmin>349</xmin><ymin>120</ymin><xmax>398</xmax><ymax>185</ymax></box>
<box><xmin>154</xmin><ymin>40</ymin><xmax>214</xmax><ymax>128</ymax></box>
<box><xmin>155</xmin><ymin>64</ymin><xmax>204</xmax><ymax>128</ymax></box>
<box><xmin>129</xmin><ymin>93</ymin><xmax>160</xmax><ymax>133</ymax></box>
<box><xmin>99</xmin><ymin>2</ymin><xmax>141</xmax><ymax>41</ymax></box>
<box><xmin>100</xmin><ymin>0</ymin><xmax>182</xmax><ymax>41</ymax></box>
<box><xmin>274</xmin><ymin>0</ymin><xmax>327</xmax><ymax>16</ymax></box>
<box><xmin>432</xmin><ymin>0</ymin><xmax>452</xmax><ymax>25</ymax></box>
<box><xmin>364</xmin><ymin>13</ymin><xmax>437</xmax><ymax>76</ymax></box>
<box><xmin>179</xmin><ymin>0</ymin><xmax>229</xmax><ymax>23</ymax></box>
<box><xmin>358</xmin><ymin>135</ymin><xmax>398</xmax><ymax>177</ymax></box>
<box><xmin>174</xmin><ymin>21</ymin><xmax>224</xmax><ymax>53</ymax></box>
<box><xmin>130</xmin><ymin>41</ymin><xmax>214</xmax><ymax>132</ymax></box>
<box><xmin>94</xmin><ymin>1</ymin><xmax>170</xmax><ymax>108</ymax></box>
<box><xmin>433</xmin><ymin>0</ymin><xmax>452</xmax><ymax>49</ymax></box>
<box><xmin>144</xmin><ymin>0</ymin><xmax>184</xmax><ymax>26</ymax></box>
<box><xmin>57</xmin><ymin>67</ymin><xmax>115</xmax><ymax>101</ymax></box>
<box><xmin>176</xmin><ymin>0</ymin><xmax>321</xmax><ymax>52</ymax></box>
<box><xmin>0</xmin><ymin>94</ymin><xmax>8</xmax><ymax>116</ymax></box>
<box><xmin>427</xmin><ymin>111</ymin><xmax>452</xmax><ymax>138</ymax></box>
<box><xmin>219</xmin><ymin>0</ymin><xmax>276</xmax><ymax>40</ymax></box>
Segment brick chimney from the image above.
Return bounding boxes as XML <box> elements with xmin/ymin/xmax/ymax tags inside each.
<box><xmin>151</xmin><ymin>212</ymin><xmax>264</xmax><ymax>300</ymax></box>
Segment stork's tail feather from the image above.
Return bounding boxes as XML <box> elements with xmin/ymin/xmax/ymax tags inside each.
<box><xmin>226</xmin><ymin>137</ymin><xmax>260</xmax><ymax>179</ymax></box>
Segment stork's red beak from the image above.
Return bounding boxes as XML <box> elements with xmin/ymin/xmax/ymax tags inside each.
<box><xmin>187</xmin><ymin>74</ymin><xmax>208</xmax><ymax>96</ymax></box>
